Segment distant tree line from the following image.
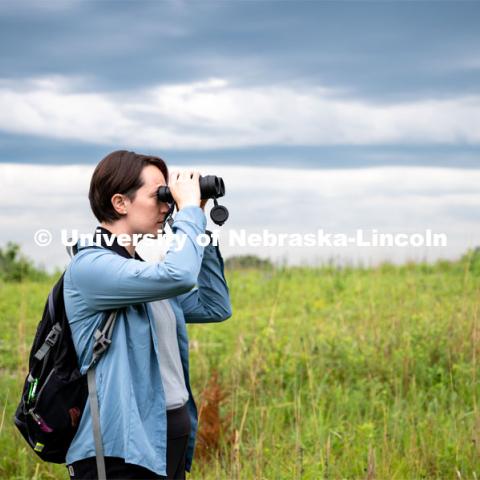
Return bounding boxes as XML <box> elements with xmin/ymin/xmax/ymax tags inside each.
<box><xmin>224</xmin><ymin>254</ymin><xmax>274</xmax><ymax>270</ymax></box>
<box><xmin>0</xmin><ymin>242</ymin><xmax>48</xmax><ymax>282</ymax></box>
<box><xmin>1</xmin><ymin>242</ymin><xmax>480</xmax><ymax>282</ymax></box>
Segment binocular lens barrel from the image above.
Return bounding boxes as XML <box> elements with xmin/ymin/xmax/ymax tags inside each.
<box><xmin>157</xmin><ymin>175</ymin><xmax>225</xmax><ymax>203</ymax></box>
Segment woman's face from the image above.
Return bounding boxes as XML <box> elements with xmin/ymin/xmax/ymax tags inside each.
<box><xmin>124</xmin><ymin>164</ymin><xmax>171</xmax><ymax>236</ymax></box>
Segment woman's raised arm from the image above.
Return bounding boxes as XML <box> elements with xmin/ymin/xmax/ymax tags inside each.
<box><xmin>67</xmin><ymin>206</ymin><xmax>207</xmax><ymax>310</ymax></box>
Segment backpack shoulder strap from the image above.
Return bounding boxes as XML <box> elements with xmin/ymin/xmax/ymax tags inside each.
<box><xmin>66</xmin><ymin>243</ymin><xmax>78</xmax><ymax>259</ymax></box>
<box><xmin>86</xmin><ymin>309</ymin><xmax>118</xmax><ymax>480</ymax></box>
<box><xmin>89</xmin><ymin>310</ymin><xmax>118</xmax><ymax>368</ymax></box>
<box><xmin>87</xmin><ymin>368</ymin><xmax>106</xmax><ymax>479</ymax></box>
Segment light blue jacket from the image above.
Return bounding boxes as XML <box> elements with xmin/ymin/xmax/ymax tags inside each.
<box><xmin>63</xmin><ymin>206</ymin><xmax>232</xmax><ymax>476</ymax></box>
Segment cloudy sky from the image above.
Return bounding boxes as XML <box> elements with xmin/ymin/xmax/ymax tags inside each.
<box><xmin>0</xmin><ymin>1</ymin><xmax>479</xmax><ymax>269</ymax></box>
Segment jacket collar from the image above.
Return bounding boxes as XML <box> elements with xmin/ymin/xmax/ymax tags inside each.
<box><xmin>86</xmin><ymin>226</ymin><xmax>145</xmax><ymax>261</ymax></box>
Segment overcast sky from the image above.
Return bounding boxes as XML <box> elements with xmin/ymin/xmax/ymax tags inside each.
<box><xmin>0</xmin><ymin>1</ymin><xmax>479</xmax><ymax>268</ymax></box>
<box><xmin>1</xmin><ymin>0</ymin><xmax>479</xmax><ymax>167</ymax></box>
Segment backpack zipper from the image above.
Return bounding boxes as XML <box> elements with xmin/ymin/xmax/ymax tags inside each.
<box><xmin>32</xmin><ymin>368</ymin><xmax>55</xmax><ymax>407</ymax></box>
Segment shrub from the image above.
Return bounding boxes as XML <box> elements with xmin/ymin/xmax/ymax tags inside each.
<box><xmin>0</xmin><ymin>242</ymin><xmax>47</xmax><ymax>282</ymax></box>
<box><xmin>224</xmin><ymin>255</ymin><xmax>274</xmax><ymax>270</ymax></box>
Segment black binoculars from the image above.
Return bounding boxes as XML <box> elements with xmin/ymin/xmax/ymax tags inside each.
<box><xmin>157</xmin><ymin>175</ymin><xmax>225</xmax><ymax>203</ymax></box>
<box><xmin>157</xmin><ymin>175</ymin><xmax>229</xmax><ymax>226</ymax></box>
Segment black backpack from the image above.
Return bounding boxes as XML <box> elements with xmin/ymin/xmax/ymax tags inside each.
<box><xmin>14</xmin><ymin>273</ymin><xmax>84</xmax><ymax>462</ymax></box>
<box><xmin>13</xmin><ymin>246</ymin><xmax>117</xmax><ymax>467</ymax></box>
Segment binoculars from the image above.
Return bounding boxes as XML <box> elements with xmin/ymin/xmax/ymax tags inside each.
<box><xmin>157</xmin><ymin>175</ymin><xmax>229</xmax><ymax>226</ymax></box>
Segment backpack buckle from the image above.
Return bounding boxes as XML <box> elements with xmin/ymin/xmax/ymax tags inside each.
<box><xmin>92</xmin><ymin>330</ymin><xmax>112</xmax><ymax>357</ymax></box>
<box><xmin>45</xmin><ymin>324</ymin><xmax>62</xmax><ymax>347</ymax></box>
<box><xmin>88</xmin><ymin>312</ymin><xmax>118</xmax><ymax>369</ymax></box>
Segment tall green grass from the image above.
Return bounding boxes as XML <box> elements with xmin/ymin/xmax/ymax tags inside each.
<box><xmin>0</xmin><ymin>259</ymin><xmax>479</xmax><ymax>479</ymax></box>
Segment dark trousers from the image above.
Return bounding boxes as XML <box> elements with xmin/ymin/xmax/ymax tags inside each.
<box><xmin>67</xmin><ymin>403</ymin><xmax>191</xmax><ymax>480</ymax></box>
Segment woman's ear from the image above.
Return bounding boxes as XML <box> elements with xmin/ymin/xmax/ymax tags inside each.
<box><xmin>111</xmin><ymin>193</ymin><xmax>129</xmax><ymax>215</ymax></box>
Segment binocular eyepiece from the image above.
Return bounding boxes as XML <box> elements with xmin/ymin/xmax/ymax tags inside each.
<box><xmin>157</xmin><ymin>175</ymin><xmax>225</xmax><ymax>203</ymax></box>
<box><xmin>157</xmin><ymin>175</ymin><xmax>229</xmax><ymax>226</ymax></box>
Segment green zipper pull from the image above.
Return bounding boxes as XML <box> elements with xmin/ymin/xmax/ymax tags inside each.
<box><xmin>28</xmin><ymin>378</ymin><xmax>39</xmax><ymax>403</ymax></box>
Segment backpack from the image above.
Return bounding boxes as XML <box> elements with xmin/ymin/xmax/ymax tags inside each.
<box><xmin>13</xmin><ymin>244</ymin><xmax>117</xmax><ymax>478</ymax></box>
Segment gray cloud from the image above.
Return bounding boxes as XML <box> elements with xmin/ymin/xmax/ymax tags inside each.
<box><xmin>1</xmin><ymin>1</ymin><xmax>479</xmax><ymax>167</ymax></box>
<box><xmin>1</xmin><ymin>77</ymin><xmax>479</xmax><ymax>153</ymax></box>
<box><xmin>0</xmin><ymin>1</ymin><xmax>479</xmax><ymax>101</ymax></box>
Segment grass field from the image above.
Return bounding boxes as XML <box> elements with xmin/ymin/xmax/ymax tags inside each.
<box><xmin>0</xmin><ymin>258</ymin><xmax>479</xmax><ymax>479</ymax></box>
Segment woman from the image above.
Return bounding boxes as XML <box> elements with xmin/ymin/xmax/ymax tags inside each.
<box><xmin>63</xmin><ymin>150</ymin><xmax>232</xmax><ymax>479</ymax></box>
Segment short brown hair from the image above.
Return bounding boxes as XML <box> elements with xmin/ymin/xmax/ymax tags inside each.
<box><xmin>89</xmin><ymin>150</ymin><xmax>168</xmax><ymax>223</ymax></box>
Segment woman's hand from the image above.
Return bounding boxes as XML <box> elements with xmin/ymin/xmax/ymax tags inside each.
<box><xmin>169</xmin><ymin>170</ymin><xmax>201</xmax><ymax>211</ymax></box>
